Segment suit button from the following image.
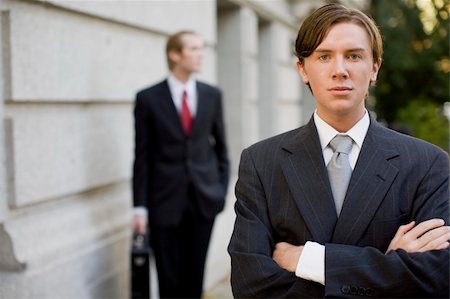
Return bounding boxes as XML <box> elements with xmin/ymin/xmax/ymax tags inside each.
<box><xmin>365</xmin><ymin>288</ymin><xmax>374</xmax><ymax>297</ymax></box>
<box><xmin>341</xmin><ymin>285</ymin><xmax>350</xmax><ymax>294</ymax></box>
<box><xmin>350</xmin><ymin>286</ymin><xmax>358</xmax><ymax>295</ymax></box>
<box><xmin>357</xmin><ymin>287</ymin><xmax>366</xmax><ymax>295</ymax></box>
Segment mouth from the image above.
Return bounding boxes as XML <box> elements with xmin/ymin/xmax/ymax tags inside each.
<box><xmin>328</xmin><ymin>86</ymin><xmax>353</xmax><ymax>95</ymax></box>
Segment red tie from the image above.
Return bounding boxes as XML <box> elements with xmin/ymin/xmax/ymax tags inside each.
<box><xmin>180</xmin><ymin>90</ymin><xmax>193</xmax><ymax>135</ymax></box>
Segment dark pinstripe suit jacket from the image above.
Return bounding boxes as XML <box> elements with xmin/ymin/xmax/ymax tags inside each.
<box><xmin>228</xmin><ymin>116</ymin><xmax>449</xmax><ymax>298</ymax></box>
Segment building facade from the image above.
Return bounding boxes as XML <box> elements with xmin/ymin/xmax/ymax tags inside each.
<box><xmin>0</xmin><ymin>0</ymin><xmax>366</xmax><ymax>297</ymax></box>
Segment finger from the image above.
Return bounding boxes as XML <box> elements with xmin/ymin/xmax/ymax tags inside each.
<box><xmin>273</xmin><ymin>243</ymin><xmax>282</xmax><ymax>255</ymax></box>
<box><xmin>415</xmin><ymin>226</ymin><xmax>450</xmax><ymax>248</ymax></box>
<box><xmin>398</xmin><ymin>221</ymin><xmax>416</xmax><ymax>235</ymax></box>
<box><xmin>133</xmin><ymin>218</ymin><xmax>147</xmax><ymax>234</ymax></box>
<box><xmin>139</xmin><ymin>225</ymin><xmax>147</xmax><ymax>234</ymax></box>
<box><xmin>405</xmin><ymin>219</ymin><xmax>445</xmax><ymax>239</ymax></box>
<box><xmin>272</xmin><ymin>244</ymin><xmax>283</xmax><ymax>260</ymax></box>
<box><xmin>275</xmin><ymin>242</ymin><xmax>290</xmax><ymax>250</ymax></box>
<box><xmin>388</xmin><ymin>221</ymin><xmax>415</xmax><ymax>249</ymax></box>
<box><xmin>434</xmin><ymin>241</ymin><xmax>450</xmax><ymax>250</ymax></box>
<box><xmin>417</xmin><ymin>227</ymin><xmax>450</xmax><ymax>252</ymax></box>
<box><xmin>137</xmin><ymin>222</ymin><xmax>146</xmax><ymax>234</ymax></box>
<box><xmin>132</xmin><ymin>220</ymin><xmax>139</xmax><ymax>231</ymax></box>
<box><xmin>132</xmin><ymin>222</ymin><xmax>139</xmax><ymax>233</ymax></box>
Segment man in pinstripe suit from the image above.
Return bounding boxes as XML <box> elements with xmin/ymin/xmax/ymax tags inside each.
<box><xmin>228</xmin><ymin>4</ymin><xmax>449</xmax><ymax>298</ymax></box>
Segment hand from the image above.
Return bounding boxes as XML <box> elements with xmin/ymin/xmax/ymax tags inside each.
<box><xmin>132</xmin><ymin>213</ymin><xmax>147</xmax><ymax>235</ymax></box>
<box><xmin>272</xmin><ymin>242</ymin><xmax>303</xmax><ymax>272</ymax></box>
<box><xmin>386</xmin><ymin>219</ymin><xmax>450</xmax><ymax>254</ymax></box>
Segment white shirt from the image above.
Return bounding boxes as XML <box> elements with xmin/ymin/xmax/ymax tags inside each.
<box><xmin>295</xmin><ymin>110</ymin><xmax>370</xmax><ymax>285</ymax></box>
<box><xmin>167</xmin><ymin>73</ymin><xmax>198</xmax><ymax>117</ymax></box>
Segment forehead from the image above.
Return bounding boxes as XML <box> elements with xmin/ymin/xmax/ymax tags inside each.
<box><xmin>317</xmin><ymin>22</ymin><xmax>371</xmax><ymax>51</ymax></box>
<box><xmin>180</xmin><ymin>34</ymin><xmax>203</xmax><ymax>47</ymax></box>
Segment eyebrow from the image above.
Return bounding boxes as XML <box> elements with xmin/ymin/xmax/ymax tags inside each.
<box><xmin>314</xmin><ymin>48</ymin><xmax>367</xmax><ymax>53</ymax></box>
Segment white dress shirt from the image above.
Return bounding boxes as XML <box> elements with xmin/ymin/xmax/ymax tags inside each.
<box><xmin>295</xmin><ymin>111</ymin><xmax>370</xmax><ymax>285</ymax></box>
<box><xmin>167</xmin><ymin>73</ymin><xmax>198</xmax><ymax>117</ymax></box>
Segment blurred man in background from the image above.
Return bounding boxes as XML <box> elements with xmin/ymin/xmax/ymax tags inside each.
<box><xmin>133</xmin><ymin>31</ymin><xmax>229</xmax><ymax>298</ymax></box>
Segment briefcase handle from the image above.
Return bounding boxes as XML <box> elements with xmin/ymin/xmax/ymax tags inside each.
<box><xmin>133</xmin><ymin>234</ymin><xmax>146</xmax><ymax>249</ymax></box>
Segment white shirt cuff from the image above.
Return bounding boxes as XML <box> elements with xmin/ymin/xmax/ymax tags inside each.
<box><xmin>295</xmin><ymin>241</ymin><xmax>325</xmax><ymax>285</ymax></box>
<box><xmin>133</xmin><ymin>207</ymin><xmax>148</xmax><ymax>216</ymax></box>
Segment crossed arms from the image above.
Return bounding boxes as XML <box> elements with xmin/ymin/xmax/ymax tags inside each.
<box><xmin>228</xmin><ymin>145</ymin><xmax>450</xmax><ymax>298</ymax></box>
<box><xmin>273</xmin><ymin>218</ymin><xmax>450</xmax><ymax>272</ymax></box>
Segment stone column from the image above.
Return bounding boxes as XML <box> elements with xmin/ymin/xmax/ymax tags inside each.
<box><xmin>0</xmin><ymin>4</ymin><xmax>9</xmax><ymax>225</ymax></box>
<box><xmin>218</xmin><ymin>5</ymin><xmax>259</xmax><ymax>173</ymax></box>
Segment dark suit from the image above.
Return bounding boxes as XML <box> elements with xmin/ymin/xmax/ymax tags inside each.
<box><xmin>133</xmin><ymin>79</ymin><xmax>229</xmax><ymax>298</ymax></box>
<box><xmin>228</xmin><ymin>116</ymin><xmax>449</xmax><ymax>298</ymax></box>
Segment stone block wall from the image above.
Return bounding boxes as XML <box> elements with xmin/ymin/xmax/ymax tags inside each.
<box><xmin>0</xmin><ymin>0</ymin><xmax>312</xmax><ymax>297</ymax></box>
<box><xmin>0</xmin><ymin>0</ymin><xmax>217</xmax><ymax>298</ymax></box>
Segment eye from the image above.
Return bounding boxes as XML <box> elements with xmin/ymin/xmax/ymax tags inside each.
<box><xmin>319</xmin><ymin>55</ymin><xmax>329</xmax><ymax>61</ymax></box>
<box><xmin>348</xmin><ymin>54</ymin><xmax>362</xmax><ymax>60</ymax></box>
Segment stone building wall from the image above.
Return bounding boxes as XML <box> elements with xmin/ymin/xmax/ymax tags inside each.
<box><xmin>0</xmin><ymin>0</ymin><xmax>339</xmax><ymax>297</ymax></box>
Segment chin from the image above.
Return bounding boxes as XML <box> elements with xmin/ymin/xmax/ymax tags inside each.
<box><xmin>330</xmin><ymin>102</ymin><xmax>360</xmax><ymax>115</ymax></box>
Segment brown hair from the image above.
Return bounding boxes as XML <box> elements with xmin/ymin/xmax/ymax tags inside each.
<box><xmin>166</xmin><ymin>31</ymin><xmax>197</xmax><ymax>70</ymax></box>
<box><xmin>295</xmin><ymin>3</ymin><xmax>383</xmax><ymax>65</ymax></box>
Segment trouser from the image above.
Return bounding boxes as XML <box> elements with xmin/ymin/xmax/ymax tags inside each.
<box><xmin>150</xmin><ymin>196</ymin><xmax>215</xmax><ymax>299</ymax></box>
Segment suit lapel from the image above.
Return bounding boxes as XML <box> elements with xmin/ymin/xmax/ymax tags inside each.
<box><xmin>280</xmin><ymin>119</ymin><xmax>338</xmax><ymax>244</ymax></box>
<box><xmin>159</xmin><ymin>80</ymin><xmax>186</xmax><ymax>136</ymax></box>
<box><xmin>191</xmin><ymin>82</ymin><xmax>208</xmax><ymax>136</ymax></box>
<box><xmin>332</xmin><ymin>120</ymin><xmax>399</xmax><ymax>244</ymax></box>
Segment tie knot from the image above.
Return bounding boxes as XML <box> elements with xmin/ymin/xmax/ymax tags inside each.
<box><xmin>329</xmin><ymin>135</ymin><xmax>353</xmax><ymax>154</ymax></box>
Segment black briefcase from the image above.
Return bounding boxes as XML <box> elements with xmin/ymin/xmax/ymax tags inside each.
<box><xmin>131</xmin><ymin>233</ymin><xmax>151</xmax><ymax>299</ymax></box>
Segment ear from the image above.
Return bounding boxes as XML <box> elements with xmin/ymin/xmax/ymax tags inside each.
<box><xmin>168</xmin><ymin>50</ymin><xmax>181</xmax><ymax>64</ymax></box>
<box><xmin>296</xmin><ymin>61</ymin><xmax>309</xmax><ymax>84</ymax></box>
<box><xmin>370</xmin><ymin>59</ymin><xmax>382</xmax><ymax>86</ymax></box>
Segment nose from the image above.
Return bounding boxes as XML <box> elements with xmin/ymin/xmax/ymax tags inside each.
<box><xmin>331</xmin><ymin>56</ymin><xmax>349</xmax><ymax>80</ymax></box>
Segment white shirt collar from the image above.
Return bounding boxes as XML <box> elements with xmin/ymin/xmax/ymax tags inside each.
<box><xmin>167</xmin><ymin>73</ymin><xmax>196</xmax><ymax>97</ymax></box>
<box><xmin>167</xmin><ymin>73</ymin><xmax>198</xmax><ymax>116</ymax></box>
<box><xmin>314</xmin><ymin>110</ymin><xmax>370</xmax><ymax>151</ymax></box>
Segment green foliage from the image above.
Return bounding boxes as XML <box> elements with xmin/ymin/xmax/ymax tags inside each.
<box><xmin>396</xmin><ymin>100</ymin><xmax>449</xmax><ymax>151</ymax></box>
<box><xmin>370</xmin><ymin>0</ymin><xmax>449</xmax><ymax>151</ymax></box>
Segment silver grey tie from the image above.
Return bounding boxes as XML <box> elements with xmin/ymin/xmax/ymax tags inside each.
<box><xmin>327</xmin><ymin>135</ymin><xmax>353</xmax><ymax>216</ymax></box>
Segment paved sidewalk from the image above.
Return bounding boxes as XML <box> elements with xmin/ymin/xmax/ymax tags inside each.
<box><xmin>149</xmin><ymin>260</ymin><xmax>233</xmax><ymax>299</ymax></box>
<box><xmin>204</xmin><ymin>274</ymin><xmax>233</xmax><ymax>299</ymax></box>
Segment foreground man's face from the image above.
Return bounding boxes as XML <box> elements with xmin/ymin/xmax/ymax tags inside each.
<box><xmin>298</xmin><ymin>22</ymin><xmax>380</xmax><ymax>122</ymax></box>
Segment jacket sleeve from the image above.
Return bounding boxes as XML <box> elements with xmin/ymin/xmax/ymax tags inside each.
<box><xmin>211</xmin><ymin>89</ymin><xmax>230</xmax><ymax>192</ymax></box>
<box><xmin>132</xmin><ymin>91</ymin><xmax>155</xmax><ymax>208</ymax></box>
<box><xmin>228</xmin><ymin>148</ymin><xmax>323</xmax><ymax>298</ymax></box>
<box><xmin>325</xmin><ymin>149</ymin><xmax>450</xmax><ymax>298</ymax></box>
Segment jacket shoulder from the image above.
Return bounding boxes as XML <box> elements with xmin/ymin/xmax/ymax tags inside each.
<box><xmin>197</xmin><ymin>81</ymin><xmax>222</xmax><ymax>95</ymax></box>
<box><xmin>197</xmin><ymin>80</ymin><xmax>218</xmax><ymax>90</ymax></box>
<box><xmin>370</xmin><ymin>123</ymin><xmax>449</xmax><ymax>167</ymax></box>
<box><xmin>136</xmin><ymin>80</ymin><xmax>167</xmax><ymax>97</ymax></box>
<box><xmin>245</xmin><ymin>127</ymin><xmax>303</xmax><ymax>156</ymax></box>
<box><xmin>376</xmin><ymin>124</ymin><xmax>447</xmax><ymax>155</ymax></box>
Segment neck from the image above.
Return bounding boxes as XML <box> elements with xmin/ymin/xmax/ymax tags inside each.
<box><xmin>318</xmin><ymin>110</ymin><xmax>365</xmax><ymax>133</ymax></box>
<box><xmin>171</xmin><ymin>69</ymin><xmax>192</xmax><ymax>84</ymax></box>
